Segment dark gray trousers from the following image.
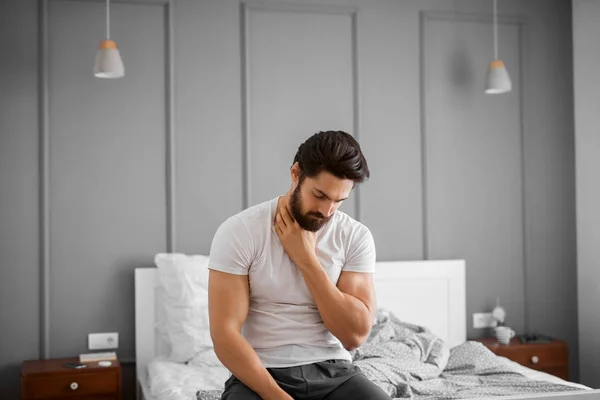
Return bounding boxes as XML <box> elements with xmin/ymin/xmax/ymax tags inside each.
<box><xmin>221</xmin><ymin>360</ymin><xmax>391</xmax><ymax>400</ymax></box>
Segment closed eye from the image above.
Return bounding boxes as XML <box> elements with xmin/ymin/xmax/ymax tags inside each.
<box><xmin>313</xmin><ymin>190</ymin><xmax>347</xmax><ymax>202</ymax></box>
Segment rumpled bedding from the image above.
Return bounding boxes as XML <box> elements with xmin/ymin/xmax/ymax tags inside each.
<box><xmin>351</xmin><ymin>309</ymin><xmax>583</xmax><ymax>399</ymax></box>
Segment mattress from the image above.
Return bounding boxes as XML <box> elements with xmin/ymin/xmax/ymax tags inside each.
<box><xmin>140</xmin><ymin>356</ymin><xmax>589</xmax><ymax>400</ymax></box>
<box><xmin>138</xmin><ymin>367</ymin><xmax>158</xmax><ymax>400</ymax></box>
<box><xmin>498</xmin><ymin>357</ymin><xmax>589</xmax><ymax>390</ymax></box>
<box><xmin>144</xmin><ymin>357</ymin><xmax>228</xmax><ymax>400</ymax></box>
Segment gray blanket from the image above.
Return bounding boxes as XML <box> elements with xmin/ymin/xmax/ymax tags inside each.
<box><xmin>197</xmin><ymin>310</ymin><xmax>583</xmax><ymax>400</ymax></box>
<box><xmin>352</xmin><ymin>309</ymin><xmax>583</xmax><ymax>399</ymax></box>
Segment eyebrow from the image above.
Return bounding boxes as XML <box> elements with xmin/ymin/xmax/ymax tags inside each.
<box><xmin>314</xmin><ymin>188</ymin><xmax>348</xmax><ymax>203</ymax></box>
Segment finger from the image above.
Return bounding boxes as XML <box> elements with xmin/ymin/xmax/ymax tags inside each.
<box><xmin>276</xmin><ymin>212</ymin><xmax>287</xmax><ymax>228</ymax></box>
<box><xmin>275</xmin><ymin>222</ymin><xmax>284</xmax><ymax>238</ymax></box>
<box><xmin>281</xmin><ymin>205</ymin><xmax>295</xmax><ymax>225</ymax></box>
<box><xmin>285</xmin><ymin>205</ymin><xmax>295</xmax><ymax>222</ymax></box>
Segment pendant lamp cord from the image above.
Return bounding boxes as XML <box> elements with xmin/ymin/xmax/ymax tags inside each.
<box><xmin>493</xmin><ymin>0</ymin><xmax>498</xmax><ymax>60</ymax></box>
<box><xmin>106</xmin><ymin>0</ymin><xmax>111</xmax><ymax>40</ymax></box>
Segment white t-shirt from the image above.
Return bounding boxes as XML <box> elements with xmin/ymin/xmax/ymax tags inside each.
<box><xmin>208</xmin><ymin>197</ymin><xmax>376</xmax><ymax>368</ymax></box>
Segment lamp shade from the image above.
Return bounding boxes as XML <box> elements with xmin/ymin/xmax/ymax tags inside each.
<box><xmin>93</xmin><ymin>40</ymin><xmax>124</xmax><ymax>79</ymax></box>
<box><xmin>485</xmin><ymin>59</ymin><xmax>511</xmax><ymax>94</ymax></box>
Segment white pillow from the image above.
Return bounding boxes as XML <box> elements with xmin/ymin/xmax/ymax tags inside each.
<box><xmin>154</xmin><ymin>253</ymin><xmax>213</xmax><ymax>363</ymax></box>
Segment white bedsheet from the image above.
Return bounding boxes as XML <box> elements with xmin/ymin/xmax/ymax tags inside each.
<box><xmin>146</xmin><ymin>357</ymin><xmax>229</xmax><ymax>400</ymax></box>
<box><xmin>138</xmin><ymin>366</ymin><xmax>158</xmax><ymax>400</ymax></box>
<box><xmin>143</xmin><ymin>356</ymin><xmax>590</xmax><ymax>400</ymax></box>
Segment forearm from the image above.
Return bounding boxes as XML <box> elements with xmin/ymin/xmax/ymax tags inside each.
<box><xmin>299</xmin><ymin>258</ymin><xmax>372</xmax><ymax>350</ymax></box>
<box><xmin>212</xmin><ymin>331</ymin><xmax>291</xmax><ymax>400</ymax></box>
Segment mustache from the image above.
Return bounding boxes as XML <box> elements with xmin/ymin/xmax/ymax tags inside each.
<box><xmin>308</xmin><ymin>212</ymin><xmax>326</xmax><ymax>220</ymax></box>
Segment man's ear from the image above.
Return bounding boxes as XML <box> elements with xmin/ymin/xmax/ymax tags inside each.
<box><xmin>290</xmin><ymin>162</ymin><xmax>301</xmax><ymax>185</ymax></box>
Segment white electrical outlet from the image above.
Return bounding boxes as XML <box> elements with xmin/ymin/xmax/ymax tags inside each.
<box><xmin>88</xmin><ymin>332</ymin><xmax>119</xmax><ymax>350</ymax></box>
<box><xmin>472</xmin><ymin>312</ymin><xmax>497</xmax><ymax>329</ymax></box>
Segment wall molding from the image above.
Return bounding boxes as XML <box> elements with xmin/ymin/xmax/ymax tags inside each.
<box><xmin>240</xmin><ymin>2</ymin><xmax>250</xmax><ymax>210</ymax></box>
<box><xmin>165</xmin><ymin>0</ymin><xmax>176</xmax><ymax>253</ymax></box>
<box><xmin>350</xmin><ymin>10</ymin><xmax>361</xmax><ymax>222</ymax></box>
<box><xmin>421</xmin><ymin>10</ymin><xmax>525</xmax><ymax>26</ymax></box>
<box><xmin>242</xmin><ymin>1</ymin><xmax>357</xmax><ymax>16</ymax></box>
<box><xmin>39</xmin><ymin>0</ymin><xmax>50</xmax><ymax>360</ymax></box>
<box><xmin>418</xmin><ymin>11</ymin><xmax>428</xmax><ymax>261</ymax></box>
<box><xmin>516</xmin><ymin>17</ymin><xmax>528</xmax><ymax>335</ymax></box>
<box><xmin>240</xmin><ymin>1</ymin><xmax>361</xmax><ymax>218</ymax></box>
<box><xmin>419</xmin><ymin>10</ymin><xmax>525</xmax><ymax>261</ymax></box>
<box><xmin>419</xmin><ymin>10</ymin><xmax>528</xmax><ymax>331</ymax></box>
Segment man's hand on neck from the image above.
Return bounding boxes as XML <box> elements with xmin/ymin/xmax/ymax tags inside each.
<box><xmin>274</xmin><ymin>195</ymin><xmax>373</xmax><ymax>351</ymax></box>
<box><xmin>274</xmin><ymin>200</ymin><xmax>319</xmax><ymax>270</ymax></box>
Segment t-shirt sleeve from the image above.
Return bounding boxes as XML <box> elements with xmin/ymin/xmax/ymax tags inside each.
<box><xmin>343</xmin><ymin>225</ymin><xmax>376</xmax><ymax>273</ymax></box>
<box><xmin>208</xmin><ymin>215</ymin><xmax>254</xmax><ymax>276</ymax></box>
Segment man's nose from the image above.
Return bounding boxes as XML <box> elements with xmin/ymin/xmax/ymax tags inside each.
<box><xmin>318</xmin><ymin>202</ymin><xmax>336</xmax><ymax>218</ymax></box>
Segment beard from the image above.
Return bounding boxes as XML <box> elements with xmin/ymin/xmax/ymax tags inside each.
<box><xmin>289</xmin><ymin>183</ymin><xmax>332</xmax><ymax>232</ymax></box>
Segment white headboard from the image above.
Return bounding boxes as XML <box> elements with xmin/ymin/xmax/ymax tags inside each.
<box><xmin>372</xmin><ymin>260</ymin><xmax>466</xmax><ymax>348</ymax></box>
<box><xmin>134</xmin><ymin>259</ymin><xmax>466</xmax><ymax>379</ymax></box>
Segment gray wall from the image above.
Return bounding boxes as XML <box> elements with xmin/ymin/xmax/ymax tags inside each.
<box><xmin>0</xmin><ymin>0</ymin><xmax>41</xmax><ymax>396</ymax></box>
<box><xmin>0</xmin><ymin>0</ymin><xmax>578</xmax><ymax>396</ymax></box>
<box><xmin>572</xmin><ymin>0</ymin><xmax>600</xmax><ymax>390</ymax></box>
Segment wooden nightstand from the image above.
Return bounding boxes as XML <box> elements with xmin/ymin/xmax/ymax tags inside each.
<box><xmin>21</xmin><ymin>357</ymin><xmax>122</xmax><ymax>400</ymax></box>
<box><xmin>477</xmin><ymin>336</ymin><xmax>569</xmax><ymax>381</ymax></box>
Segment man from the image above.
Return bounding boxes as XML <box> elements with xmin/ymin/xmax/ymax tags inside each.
<box><xmin>208</xmin><ymin>131</ymin><xmax>390</xmax><ymax>400</ymax></box>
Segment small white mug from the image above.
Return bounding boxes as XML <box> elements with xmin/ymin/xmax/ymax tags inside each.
<box><xmin>494</xmin><ymin>326</ymin><xmax>515</xmax><ymax>345</ymax></box>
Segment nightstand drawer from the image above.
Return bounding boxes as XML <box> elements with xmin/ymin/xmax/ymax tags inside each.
<box><xmin>26</xmin><ymin>371</ymin><xmax>118</xmax><ymax>399</ymax></box>
<box><xmin>476</xmin><ymin>336</ymin><xmax>569</xmax><ymax>381</ymax></box>
<box><xmin>539</xmin><ymin>365</ymin><xmax>569</xmax><ymax>381</ymax></box>
<box><xmin>495</xmin><ymin>344</ymin><xmax>567</xmax><ymax>369</ymax></box>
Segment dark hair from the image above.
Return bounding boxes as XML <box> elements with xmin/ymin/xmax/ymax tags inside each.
<box><xmin>292</xmin><ymin>130</ymin><xmax>370</xmax><ymax>183</ymax></box>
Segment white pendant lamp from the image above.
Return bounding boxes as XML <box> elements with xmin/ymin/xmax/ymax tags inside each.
<box><xmin>485</xmin><ymin>0</ymin><xmax>511</xmax><ymax>94</ymax></box>
<box><xmin>94</xmin><ymin>0</ymin><xmax>124</xmax><ymax>79</ymax></box>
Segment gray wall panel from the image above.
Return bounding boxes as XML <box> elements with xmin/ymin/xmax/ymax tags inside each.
<box><xmin>573</xmin><ymin>0</ymin><xmax>600</xmax><ymax>388</ymax></box>
<box><xmin>0</xmin><ymin>0</ymin><xmax>40</xmax><ymax>397</ymax></box>
<box><xmin>244</xmin><ymin>4</ymin><xmax>356</xmax><ymax>216</ymax></box>
<box><xmin>47</xmin><ymin>0</ymin><xmax>167</xmax><ymax>358</ymax></box>
<box><xmin>423</xmin><ymin>14</ymin><xmax>525</xmax><ymax>338</ymax></box>
<box><xmin>175</xmin><ymin>0</ymin><xmax>244</xmax><ymax>254</ymax></box>
<box><xmin>356</xmin><ymin>0</ymin><xmax>424</xmax><ymax>261</ymax></box>
<box><xmin>520</xmin><ymin>0</ymin><xmax>579</xmax><ymax>380</ymax></box>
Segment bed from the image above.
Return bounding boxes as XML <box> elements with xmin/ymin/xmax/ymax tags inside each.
<box><xmin>134</xmin><ymin>258</ymin><xmax>596</xmax><ymax>400</ymax></box>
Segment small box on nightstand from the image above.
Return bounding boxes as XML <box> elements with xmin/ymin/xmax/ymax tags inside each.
<box><xmin>476</xmin><ymin>336</ymin><xmax>569</xmax><ymax>381</ymax></box>
<box><xmin>21</xmin><ymin>357</ymin><xmax>122</xmax><ymax>400</ymax></box>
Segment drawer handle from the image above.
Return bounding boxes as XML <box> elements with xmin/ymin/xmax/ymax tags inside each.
<box><xmin>70</xmin><ymin>382</ymin><xmax>78</xmax><ymax>390</ymax></box>
<box><xmin>531</xmin><ymin>356</ymin><xmax>539</xmax><ymax>364</ymax></box>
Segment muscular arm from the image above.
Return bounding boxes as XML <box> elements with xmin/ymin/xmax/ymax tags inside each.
<box><xmin>298</xmin><ymin>263</ymin><xmax>375</xmax><ymax>350</ymax></box>
<box><xmin>208</xmin><ymin>270</ymin><xmax>292</xmax><ymax>400</ymax></box>
<box><xmin>274</xmin><ymin>204</ymin><xmax>376</xmax><ymax>350</ymax></box>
